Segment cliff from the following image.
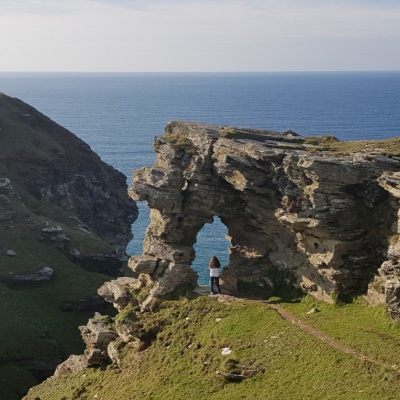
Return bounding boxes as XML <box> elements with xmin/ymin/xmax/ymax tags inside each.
<box><xmin>0</xmin><ymin>93</ymin><xmax>137</xmax><ymax>399</ymax></box>
<box><xmin>128</xmin><ymin>121</ymin><xmax>400</xmax><ymax>319</ymax></box>
<box><xmin>23</xmin><ymin>121</ymin><xmax>400</xmax><ymax>400</ymax></box>
<box><xmin>0</xmin><ymin>93</ymin><xmax>137</xmax><ymax>272</ymax></box>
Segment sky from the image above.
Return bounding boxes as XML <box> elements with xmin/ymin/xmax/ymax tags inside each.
<box><xmin>0</xmin><ymin>0</ymin><xmax>399</xmax><ymax>72</ymax></box>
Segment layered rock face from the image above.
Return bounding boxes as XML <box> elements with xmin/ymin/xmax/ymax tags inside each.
<box><xmin>0</xmin><ymin>93</ymin><xmax>138</xmax><ymax>274</ymax></box>
<box><xmin>129</xmin><ymin>121</ymin><xmax>400</xmax><ymax>318</ymax></box>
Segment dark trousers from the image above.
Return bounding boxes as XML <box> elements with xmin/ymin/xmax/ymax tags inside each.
<box><xmin>210</xmin><ymin>277</ymin><xmax>221</xmax><ymax>294</ymax></box>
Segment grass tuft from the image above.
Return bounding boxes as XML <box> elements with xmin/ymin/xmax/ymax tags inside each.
<box><xmin>304</xmin><ymin>135</ymin><xmax>400</xmax><ymax>156</ymax></box>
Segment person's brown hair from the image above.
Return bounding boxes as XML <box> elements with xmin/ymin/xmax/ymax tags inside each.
<box><xmin>209</xmin><ymin>256</ymin><xmax>220</xmax><ymax>269</ymax></box>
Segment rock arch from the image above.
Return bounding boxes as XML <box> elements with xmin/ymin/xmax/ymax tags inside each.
<box><xmin>192</xmin><ymin>215</ymin><xmax>230</xmax><ymax>284</ymax></box>
<box><xmin>128</xmin><ymin>121</ymin><xmax>400</xmax><ymax>318</ymax></box>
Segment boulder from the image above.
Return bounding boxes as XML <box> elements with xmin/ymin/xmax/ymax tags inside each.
<box><xmin>128</xmin><ymin>255</ymin><xmax>159</xmax><ymax>274</ymax></box>
<box><xmin>2</xmin><ymin>267</ymin><xmax>54</xmax><ymax>289</ymax></box>
<box><xmin>39</xmin><ymin>224</ymin><xmax>70</xmax><ymax>242</ymax></box>
<box><xmin>97</xmin><ymin>277</ymin><xmax>143</xmax><ymax>311</ymax></box>
<box><xmin>53</xmin><ymin>355</ymin><xmax>89</xmax><ymax>377</ymax></box>
<box><xmin>79</xmin><ymin>319</ymin><xmax>118</xmax><ymax>366</ymax></box>
<box><xmin>0</xmin><ymin>177</ymin><xmax>12</xmax><ymax>191</ymax></box>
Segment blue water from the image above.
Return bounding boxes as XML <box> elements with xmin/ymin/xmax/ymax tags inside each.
<box><xmin>1</xmin><ymin>71</ymin><xmax>400</xmax><ymax>284</ymax></box>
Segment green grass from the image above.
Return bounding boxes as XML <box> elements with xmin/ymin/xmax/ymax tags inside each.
<box><xmin>164</xmin><ymin>133</ymin><xmax>197</xmax><ymax>154</ymax></box>
<box><xmin>0</xmin><ymin>201</ymin><xmax>112</xmax><ymax>400</ymax></box>
<box><xmin>0</xmin><ymin>234</ymin><xmax>110</xmax><ymax>400</ymax></box>
<box><xmin>23</xmin><ymin>295</ymin><xmax>400</xmax><ymax>400</ymax></box>
<box><xmin>0</xmin><ymin>365</ymin><xmax>38</xmax><ymax>400</ymax></box>
<box><xmin>283</xmin><ymin>295</ymin><xmax>400</xmax><ymax>366</ymax></box>
<box><xmin>304</xmin><ymin>135</ymin><xmax>400</xmax><ymax>155</ymax></box>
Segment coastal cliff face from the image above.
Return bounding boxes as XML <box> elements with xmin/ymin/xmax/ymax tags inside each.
<box><xmin>129</xmin><ymin>121</ymin><xmax>400</xmax><ymax>319</ymax></box>
<box><xmin>0</xmin><ymin>93</ymin><xmax>137</xmax><ymax>273</ymax></box>
<box><xmin>21</xmin><ymin>121</ymin><xmax>400</xmax><ymax>399</ymax></box>
<box><xmin>0</xmin><ymin>93</ymin><xmax>137</xmax><ymax>399</ymax></box>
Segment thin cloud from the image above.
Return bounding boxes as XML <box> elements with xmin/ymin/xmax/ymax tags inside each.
<box><xmin>89</xmin><ymin>0</ymin><xmax>400</xmax><ymax>10</ymax></box>
<box><xmin>2</xmin><ymin>0</ymin><xmax>399</xmax><ymax>14</ymax></box>
<box><xmin>0</xmin><ymin>0</ymin><xmax>70</xmax><ymax>14</ymax></box>
<box><xmin>0</xmin><ymin>0</ymin><xmax>399</xmax><ymax>71</ymax></box>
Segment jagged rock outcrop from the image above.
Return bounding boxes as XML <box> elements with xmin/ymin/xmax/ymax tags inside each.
<box><xmin>79</xmin><ymin>318</ymin><xmax>119</xmax><ymax>365</ymax></box>
<box><xmin>98</xmin><ymin>276</ymin><xmax>144</xmax><ymax>311</ymax></box>
<box><xmin>55</xmin><ymin>277</ymin><xmax>148</xmax><ymax>375</ymax></box>
<box><xmin>54</xmin><ymin>314</ymin><xmax>123</xmax><ymax>376</ymax></box>
<box><xmin>0</xmin><ymin>92</ymin><xmax>138</xmax><ymax>274</ymax></box>
<box><xmin>54</xmin><ymin>354</ymin><xmax>89</xmax><ymax>378</ymax></box>
<box><xmin>128</xmin><ymin>121</ymin><xmax>400</xmax><ymax>318</ymax></box>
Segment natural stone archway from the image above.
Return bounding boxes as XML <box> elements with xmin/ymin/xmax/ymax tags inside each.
<box><xmin>128</xmin><ymin>121</ymin><xmax>400</xmax><ymax>317</ymax></box>
<box><xmin>192</xmin><ymin>216</ymin><xmax>230</xmax><ymax>285</ymax></box>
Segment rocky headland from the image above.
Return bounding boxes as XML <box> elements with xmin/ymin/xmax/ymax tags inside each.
<box><xmin>0</xmin><ymin>93</ymin><xmax>137</xmax><ymax>399</ymax></box>
<box><xmin>22</xmin><ymin>121</ymin><xmax>400</xmax><ymax>400</ymax></box>
<box><xmin>126</xmin><ymin>121</ymin><xmax>400</xmax><ymax>318</ymax></box>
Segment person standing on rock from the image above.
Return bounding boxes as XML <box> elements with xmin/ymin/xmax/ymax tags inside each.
<box><xmin>209</xmin><ymin>256</ymin><xmax>221</xmax><ymax>295</ymax></box>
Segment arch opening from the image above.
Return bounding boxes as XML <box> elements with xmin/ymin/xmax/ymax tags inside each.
<box><xmin>192</xmin><ymin>216</ymin><xmax>230</xmax><ymax>285</ymax></box>
<box><xmin>126</xmin><ymin>201</ymin><xmax>150</xmax><ymax>257</ymax></box>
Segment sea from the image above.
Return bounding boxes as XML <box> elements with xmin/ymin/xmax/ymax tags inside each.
<box><xmin>1</xmin><ymin>71</ymin><xmax>400</xmax><ymax>284</ymax></box>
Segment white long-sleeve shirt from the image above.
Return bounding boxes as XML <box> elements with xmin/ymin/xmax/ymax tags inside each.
<box><xmin>210</xmin><ymin>267</ymin><xmax>220</xmax><ymax>277</ymax></box>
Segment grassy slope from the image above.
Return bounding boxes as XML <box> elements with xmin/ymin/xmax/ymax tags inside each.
<box><xmin>24</xmin><ymin>294</ymin><xmax>400</xmax><ymax>400</ymax></box>
<box><xmin>0</xmin><ymin>94</ymin><xmax>122</xmax><ymax>399</ymax></box>
<box><xmin>284</xmin><ymin>296</ymin><xmax>400</xmax><ymax>367</ymax></box>
<box><xmin>0</xmin><ymin>231</ymin><xmax>110</xmax><ymax>400</ymax></box>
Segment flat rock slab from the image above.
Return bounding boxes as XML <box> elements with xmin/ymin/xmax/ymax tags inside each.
<box><xmin>194</xmin><ymin>285</ymin><xmax>210</xmax><ymax>296</ymax></box>
<box><xmin>2</xmin><ymin>267</ymin><xmax>54</xmax><ymax>290</ymax></box>
<box><xmin>59</xmin><ymin>296</ymin><xmax>109</xmax><ymax>312</ymax></box>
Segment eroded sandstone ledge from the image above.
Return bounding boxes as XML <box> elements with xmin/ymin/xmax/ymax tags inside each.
<box><xmin>128</xmin><ymin>121</ymin><xmax>400</xmax><ymax>319</ymax></box>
